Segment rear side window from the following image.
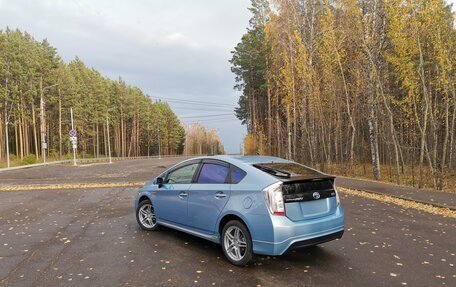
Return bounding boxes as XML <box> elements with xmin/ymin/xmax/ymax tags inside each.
<box><xmin>230</xmin><ymin>165</ymin><xmax>246</xmax><ymax>184</ymax></box>
<box><xmin>197</xmin><ymin>163</ymin><xmax>229</xmax><ymax>184</ymax></box>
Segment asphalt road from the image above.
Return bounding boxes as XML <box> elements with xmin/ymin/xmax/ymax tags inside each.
<box><xmin>0</xmin><ymin>158</ymin><xmax>455</xmax><ymax>286</ymax></box>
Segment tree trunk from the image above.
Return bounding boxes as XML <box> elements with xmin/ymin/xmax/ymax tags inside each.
<box><xmin>416</xmin><ymin>30</ymin><xmax>437</xmax><ymax>189</ymax></box>
<box><xmin>267</xmin><ymin>84</ymin><xmax>272</xmax><ymax>155</ymax></box>
<box><xmin>287</xmin><ymin>21</ymin><xmax>297</xmax><ymax>159</ymax></box>
<box><xmin>120</xmin><ymin>96</ymin><xmax>125</xmax><ymax>158</ymax></box>
<box><xmin>96</xmin><ymin>124</ymin><xmax>99</xmax><ymax>158</ymax></box>
<box><xmin>439</xmin><ymin>89</ymin><xmax>450</xmax><ymax>189</ymax></box>
<box><xmin>0</xmin><ymin>112</ymin><xmax>3</xmax><ymax>161</ymax></box>
<box><xmin>18</xmin><ymin>102</ymin><xmax>24</xmax><ymax>160</ymax></box>
<box><xmin>103</xmin><ymin>122</ymin><xmax>107</xmax><ymax>156</ymax></box>
<box><xmin>32</xmin><ymin>103</ymin><xmax>38</xmax><ymax>160</ymax></box>
<box><xmin>449</xmin><ymin>84</ymin><xmax>456</xmax><ymax>169</ymax></box>
<box><xmin>335</xmin><ymin>47</ymin><xmax>355</xmax><ymax>172</ymax></box>
<box><xmin>367</xmin><ymin>68</ymin><xmax>381</xmax><ymax>181</ymax></box>
<box><xmin>378</xmin><ymin>74</ymin><xmax>401</xmax><ymax>185</ymax></box>
<box><xmin>58</xmin><ymin>88</ymin><xmax>62</xmax><ymax>159</ymax></box>
<box><xmin>286</xmin><ymin>105</ymin><xmax>292</xmax><ymax>160</ymax></box>
<box><xmin>14</xmin><ymin>114</ymin><xmax>18</xmax><ymax>159</ymax></box>
<box><xmin>248</xmin><ymin>69</ymin><xmax>254</xmax><ymax>133</ymax></box>
<box><xmin>276</xmin><ymin>103</ymin><xmax>281</xmax><ymax>158</ymax></box>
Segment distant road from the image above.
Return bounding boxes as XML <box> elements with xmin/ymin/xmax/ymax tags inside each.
<box><xmin>0</xmin><ymin>157</ymin><xmax>454</xmax><ymax>286</ymax></box>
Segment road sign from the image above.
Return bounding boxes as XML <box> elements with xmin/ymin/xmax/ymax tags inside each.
<box><xmin>42</xmin><ymin>142</ymin><xmax>47</xmax><ymax>149</ymax></box>
<box><xmin>69</xmin><ymin>129</ymin><xmax>77</xmax><ymax>137</ymax></box>
<box><xmin>72</xmin><ymin>144</ymin><xmax>77</xmax><ymax>149</ymax></box>
<box><xmin>70</xmin><ymin>136</ymin><xmax>77</xmax><ymax>146</ymax></box>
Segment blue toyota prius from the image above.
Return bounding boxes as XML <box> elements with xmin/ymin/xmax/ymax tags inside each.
<box><xmin>134</xmin><ymin>155</ymin><xmax>344</xmax><ymax>266</ymax></box>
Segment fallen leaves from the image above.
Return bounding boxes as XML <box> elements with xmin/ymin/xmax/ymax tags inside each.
<box><xmin>338</xmin><ymin>188</ymin><xmax>456</xmax><ymax>218</ymax></box>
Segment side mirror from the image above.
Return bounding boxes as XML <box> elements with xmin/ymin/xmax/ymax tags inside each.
<box><xmin>156</xmin><ymin>177</ymin><xmax>164</xmax><ymax>188</ymax></box>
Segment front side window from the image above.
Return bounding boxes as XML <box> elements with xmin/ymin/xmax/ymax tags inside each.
<box><xmin>166</xmin><ymin>163</ymin><xmax>199</xmax><ymax>184</ymax></box>
<box><xmin>197</xmin><ymin>163</ymin><xmax>229</xmax><ymax>184</ymax></box>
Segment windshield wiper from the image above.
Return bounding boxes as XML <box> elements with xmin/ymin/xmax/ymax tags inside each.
<box><xmin>253</xmin><ymin>164</ymin><xmax>291</xmax><ymax>178</ymax></box>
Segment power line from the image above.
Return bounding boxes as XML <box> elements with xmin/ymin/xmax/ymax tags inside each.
<box><xmin>181</xmin><ymin>115</ymin><xmax>235</xmax><ymax>120</ymax></box>
<box><xmin>182</xmin><ymin>116</ymin><xmax>234</xmax><ymax>121</ymax></box>
<box><xmin>172</xmin><ymin>106</ymin><xmax>234</xmax><ymax>112</ymax></box>
<box><xmin>181</xmin><ymin>116</ymin><xmax>238</xmax><ymax>124</ymax></box>
<box><xmin>153</xmin><ymin>96</ymin><xmax>236</xmax><ymax>108</ymax></box>
<box><xmin>155</xmin><ymin>96</ymin><xmax>234</xmax><ymax>106</ymax></box>
<box><xmin>167</xmin><ymin>100</ymin><xmax>234</xmax><ymax>108</ymax></box>
<box><xmin>179</xmin><ymin>113</ymin><xmax>234</xmax><ymax>119</ymax></box>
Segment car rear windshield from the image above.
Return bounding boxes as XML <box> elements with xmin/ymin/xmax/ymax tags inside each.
<box><xmin>253</xmin><ymin>162</ymin><xmax>323</xmax><ymax>178</ymax></box>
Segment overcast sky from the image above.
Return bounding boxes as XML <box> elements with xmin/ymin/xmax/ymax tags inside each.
<box><xmin>0</xmin><ymin>0</ymin><xmax>455</xmax><ymax>153</ymax></box>
<box><xmin>0</xmin><ymin>0</ymin><xmax>251</xmax><ymax>153</ymax></box>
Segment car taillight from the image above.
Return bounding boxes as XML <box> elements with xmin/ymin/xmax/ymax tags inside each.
<box><xmin>333</xmin><ymin>183</ymin><xmax>341</xmax><ymax>205</ymax></box>
<box><xmin>263</xmin><ymin>182</ymin><xmax>285</xmax><ymax>216</ymax></box>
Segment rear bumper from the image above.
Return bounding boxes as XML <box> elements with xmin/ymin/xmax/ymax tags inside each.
<box><xmin>252</xmin><ymin>206</ymin><xmax>344</xmax><ymax>256</ymax></box>
<box><xmin>289</xmin><ymin>230</ymin><xmax>344</xmax><ymax>250</ymax></box>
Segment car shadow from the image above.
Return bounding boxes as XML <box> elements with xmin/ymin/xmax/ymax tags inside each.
<box><xmin>137</xmin><ymin>224</ymin><xmax>344</xmax><ymax>269</ymax></box>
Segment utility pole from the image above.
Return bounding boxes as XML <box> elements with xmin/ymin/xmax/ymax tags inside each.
<box><xmin>4</xmin><ymin>41</ymin><xmax>10</xmax><ymax>168</ymax></box>
<box><xmin>183</xmin><ymin>127</ymin><xmax>187</xmax><ymax>155</ymax></box>
<box><xmin>4</xmin><ymin>77</ymin><xmax>10</xmax><ymax>168</ymax></box>
<box><xmin>40</xmin><ymin>81</ymin><xmax>46</xmax><ymax>163</ymax></box>
<box><xmin>4</xmin><ymin>104</ymin><xmax>9</xmax><ymax>168</ymax></box>
<box><xmin>158</xmin><ymin>126</ymin><xmax>161</xmax><ymax>159</ymax></box>
<box><xmin>70</xmin><ymin>108</ymin><xmax>77</xmax><ymax>166</ymax></box>
<box><xmin>106</xmin><ymin>111</ymin><xmax>112</xmax><ymax>164</ymax></box>
<box><xmin>287</xmin><ymin>105</ymin><xmax>292</xmax><ymax>160</ymax></box>
<box><xmin>40</xmin><ymin>82</ymin><xmax>59</xmax><ymax>163</ymax></box>
<box><xmin>147</xmin><ymin>123</ymin><xmax>150</xmax><ymax>157</ymax></box>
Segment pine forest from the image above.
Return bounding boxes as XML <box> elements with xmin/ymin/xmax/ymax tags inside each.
<box><xmin>0</xmin><ymin>28</ymin><xmax>223</xmax><ymax>167</ymax></box>
<box><xmin>231</xmin><ymin>0</ymin><xmax>455</xmax><ymax>191</ymax></box>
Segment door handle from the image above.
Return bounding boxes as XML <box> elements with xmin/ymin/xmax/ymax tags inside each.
<box><xmin>179</xmin><ymin>192</ymin><xmax>188</xmax><ymax>198</ymax></box>
<box><xmin>215</xmin><ymin>192</ymin><xmax>227</xmax><ymax>199</ymax></box>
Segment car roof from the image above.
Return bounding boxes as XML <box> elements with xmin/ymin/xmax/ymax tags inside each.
<box><xmin>180</xmin><ymin>155</ymin><xmax>290</xmax><ymax>171</ymax></box>
<box><xmin>225</xmin><ymin>155</ymin><xmax>290</xmax><ymax>164</ymax></box>
<box><xmin>163</xmin><ymin>155</ymin><xmax>332</xmax><ymax>183</ymax></box>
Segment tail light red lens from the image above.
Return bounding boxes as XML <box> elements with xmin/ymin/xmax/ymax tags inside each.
<box><xmin>263</xmin><ymin>182</ymin><xmax>285</xmax><ymax>216</ymax></box>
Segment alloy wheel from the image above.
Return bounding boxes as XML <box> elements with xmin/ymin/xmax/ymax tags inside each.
<box><xmin>138</xmin><ymin>202</ymin><xmax>156</xmax><ymax>229</ymax></box>
<box><xmin>223</xmin><ymin>226</ymin><xmax>248</xmax><ymax>261</ymax></box>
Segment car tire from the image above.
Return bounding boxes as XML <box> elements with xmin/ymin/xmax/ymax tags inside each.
<box><xmin>221</xmin><ymin>220</ymin><xmax>253</xmax><ymax>266</ymax></box>
<box><xmin>136</xmin><ymin>200</ymin><xmax>159</xmax><ymax>231</ymax></box>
